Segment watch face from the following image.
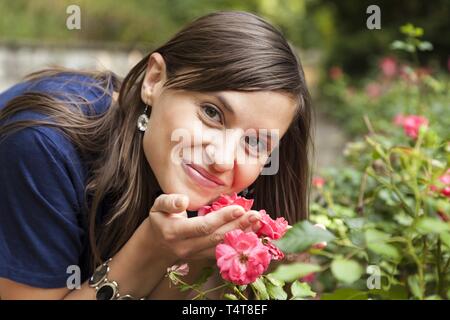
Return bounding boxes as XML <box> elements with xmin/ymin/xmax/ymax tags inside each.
<box><xmin>96</xmin><ymin>283</ymin><xmax>116</xmax><ymax>300</ymax></box>
<box><xmin>89</xmin><ymin>264</ymin><xmax>109</xmax><ymax>287</ymax></box>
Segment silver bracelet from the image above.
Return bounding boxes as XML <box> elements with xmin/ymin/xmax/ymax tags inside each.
<box><xmin>88</xmin><ymin>258</ymin><xmax>144</xmax><ymax>300</ymax></box>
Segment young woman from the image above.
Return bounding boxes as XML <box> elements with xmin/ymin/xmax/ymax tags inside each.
<box><xmin>0</xmin><ymin>11</ymin><xmax>312</xmax><ymax>299</ymax></box>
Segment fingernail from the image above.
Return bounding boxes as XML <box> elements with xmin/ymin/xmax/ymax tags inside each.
<box><xmin>248</xmin><ymin>214</ymin><xmax>260</xmax><ymax>223</ymax></box>
<box><xmin>233</xmin><ymin>209</ymin><xmax>244</xmax><ymax>218</ymax></box>
<box><xmin>175</xmin><ymin>198</ymin><xmax>185</xmax><ymax>207</ymax></box>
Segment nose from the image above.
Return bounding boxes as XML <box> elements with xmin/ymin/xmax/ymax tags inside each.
<box><xmin>205</xmin><ymin>129</ymin><xmax>243</xmax><ymax>172</ymax></box>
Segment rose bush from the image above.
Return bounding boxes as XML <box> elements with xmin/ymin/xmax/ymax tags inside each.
<box><xmin>307</xmin><ymin>24</ymin><xmax>449</xmax><ymax>300</ymax></box>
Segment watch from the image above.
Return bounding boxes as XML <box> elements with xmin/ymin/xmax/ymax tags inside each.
<box><xmin>88</xmin><ymin>258</ymin><xmax>143</xmax><ymax>300</ymax></box>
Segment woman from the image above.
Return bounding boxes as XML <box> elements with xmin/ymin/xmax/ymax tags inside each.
<box><xmin>0</xmin><ymin>11</ymin><xmax>312</xmax><ymax>299</ymax></box>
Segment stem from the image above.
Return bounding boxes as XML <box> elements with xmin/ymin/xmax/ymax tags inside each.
<box><xmin>172</xmin><ymin>276</ymin><xmax>207</xmax><ymax>298</ymax></box>
<box><xmin>357</xmin><ymin>169</ymin><xmax>369</xmax><ymax>216</ymax></box>
<box><xmin>233</xmin><ymin>286</ymin><xmax>248</xmax><ymax>300</ymax></box>
<box><xmin>436</xmin><ymin>239</ymin><xmax>445</xmax><ymax>298</ymax></box>
<box><xmin>406</xmin><ymin>238</ymin><xmax>425</xmax><ymax>299</ymax></box>
<box><xmin>191</xmin><ymin>284</ymin><xmax>229</xmax><ymax>300</ymax></box>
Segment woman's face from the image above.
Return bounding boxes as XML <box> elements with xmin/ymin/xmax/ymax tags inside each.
<box><xmin>141</xmin><ymin>53</ymin><xmax>297</xmax><ymax>210</ymax></box>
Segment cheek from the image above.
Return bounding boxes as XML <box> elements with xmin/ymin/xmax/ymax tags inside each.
<box><xmin>232</xmin><ymin>164</ymin><xmax>262</xmax><ymax>191</ymax></box>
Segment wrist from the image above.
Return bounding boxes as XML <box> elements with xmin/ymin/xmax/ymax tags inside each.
<box><xmin>133</xmin><ymin>217</ymin><xmax>177</xmax><ymax>266</ymax></box>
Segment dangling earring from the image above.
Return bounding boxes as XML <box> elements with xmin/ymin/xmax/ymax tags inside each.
<box><xmin>137</xmin><ymin>104</ymin><xmax>149</xmax><ymax>132</ymax></box>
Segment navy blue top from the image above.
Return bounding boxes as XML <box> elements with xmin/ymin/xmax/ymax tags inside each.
<box><xmin>0</xmin><ymin>73</ymin><xmax>113</xmax><ymax>288</ymax></box>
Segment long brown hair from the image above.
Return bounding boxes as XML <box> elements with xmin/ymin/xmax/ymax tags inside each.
<box><xmin>0</xmin><ymin>11</ymin><xmax>313</xmax><ymax>271</ymax></box>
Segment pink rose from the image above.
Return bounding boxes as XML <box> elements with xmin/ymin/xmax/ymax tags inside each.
<box><xmin>256</xmin><ymin>210</ymin><xmax>289</xmax><ymax>240</ymax></box>
<box><xmin>216</xmin><ymin>230</ymin><xmax>271</xmax><ymax>285</ymax></box>
<box><xmin>393</xmin><ymin>114</ymin><xmax>429</xmax><ymax>139</ymax></box>
<box><xmin>441</xmin><ymin>186</ymin><xmax>450</xmax><ymax>198</ymax></box>
<box><xmin>429</xmin><ymin>169</ymin><xmax>450</xmax><ymax>199</ymax></box>
<box><xmin>261</xmin><ymin>237</ymin><xmax>285</xmax><ymax>261</ymax></box>
<box><xmin>380</xmin><ymin>57</ymin><xmax>398</xmax><ymax>78</ymax></box>
<box><xmin>312</xmin><ymin>177</ymin><xmax>325</xmax><ymax>188</ymax></box>
<box><xmin>439</xmin><ymin>169</ymin><xmax>450</xmax><ymax>185</ymax></box>
<box><xmin>198</xmin><ymin>192</ymin><xmax>254</xmax><ymax>216</ymax></box>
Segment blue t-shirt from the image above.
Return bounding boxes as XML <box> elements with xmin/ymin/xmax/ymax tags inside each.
<box><xmin>0</xmin><ymin>73</ymin><xmax>113</xmax><ymax>288</ymax></box>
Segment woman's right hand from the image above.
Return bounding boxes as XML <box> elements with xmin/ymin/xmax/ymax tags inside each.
<box><xmin>144</xmin><ymin>193</ymin><xmax>261</xmax><ymax>261</ymax></box>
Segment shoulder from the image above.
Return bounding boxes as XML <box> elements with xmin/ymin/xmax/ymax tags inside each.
<box><xmin>1</xmin><ymin>70</ymin><xmax>118</xmax><ymax>116</ymax></box>
<box><xmin>0</xmin><ymin>125</ymin><xmax>87</xmax><ymax>214</ymax></box>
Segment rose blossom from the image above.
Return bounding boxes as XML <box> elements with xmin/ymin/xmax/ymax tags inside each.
<box><xmin>256</xmin><ymin>210</ymin><xmax>289</xmax><ymax>240</ymax></box>
<box><xmin>430</xmin><ymin>169</ymin><xmax>450</xmax><ymax>199</ymax></box>
<box><xmin>216</xmin><ymin>230</ymin><xmax>271</xmax><ymax>285</ymax></box>
<box><xmin>312</xmin><ymin>177</ymin><xmax>325</xmax><ymax>188</ymax></box>
<box><xmin>198</xmin><ymin>192</ymin><xmax>254</xmax><ymax>216</ymax></box>
<box><xmin>261</xmin><ymin>237</ymin><xmax>285</xmax><ymax>260</ymax></box>
<box><xmin>393</xmin><ymin>114</ymin><xmax>429</xmax><ymax>139</ymax></box>
<box><xmin>380</xmin><ymin>57</ymin><xmax>398</xmax><ymax>78</ymax></box>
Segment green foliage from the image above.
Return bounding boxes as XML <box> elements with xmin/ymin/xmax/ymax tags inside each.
<box><xmin>310</xmin><ymin>26</ymin><xmax>449</xmax><ymax>300</ymax></box>
<box><xmin>274</xmin><ymin>220</ymin><xmax>335</xmax><ymax>253</ymax></box>
<box><xmin>270</xmin><ymin>263</ymin><xmax>321</xmax><ymax>283</ymax></box>
<box><xmin>331</xmin><ymin>259</ymin><xmax>363</xmax><ymax>284</ymax></box>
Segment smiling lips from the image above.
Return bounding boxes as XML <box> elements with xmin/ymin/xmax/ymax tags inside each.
<box><xmin>182</xmin><ymin>161</ymin><xmax>225</xmax><ymax>188</ymax></box>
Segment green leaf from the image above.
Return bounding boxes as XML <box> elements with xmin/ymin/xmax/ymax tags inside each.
<box><xmin>270</xmin><ymin>263</ymin><xmax>321</xmax><ymax>283</ymax></box>
<box><xmin>415</xmin><ymin>217</ymin><xmax>450</xmax><ymax>234</ymax></box>
<box><xmin>223</xmin><ymin>293</ymin><xmax>238</xmax><ymax>300</ymax></box>
<box><xmin>390</xmin><ymin>40</ymin><xmax>406</xmax><ymax>51</ymax></box>
<box><xmin>400</xmin><ymin>23</ymin><xmax>415</xmax><ymax>36</ymax></box>
<box><xmin>291</xmin><ymin>280</ymin><xmax>316</xmax><ymax>299</ymax></box>
<box><xmin>178</xmin><ymin>283</ymin><xmax>193</xmax><ymax>292</ymax></box>
<box><xmin>407</xmin><ymin>275</ymin><xmax>423</xmax><ymax>299</ymax></box>
<box><xmin>264</xmin><ymin>274</ymin><xmax>285</xmax><ymax>287</ymax></box>
<box><xmin>418</xmin><ymin>41</ymin><xmax>433</xmax><ymax>51</ymax></box>
<box><xmin>394</xmin><ymin>212</ymin><xmax>414</xmax><ymax>226</ymax></box>
<box><xmin>250</xmin><ymin>277</ymin><xmax>269</xmax><ymax>300</ymax></box>
<box><xmin>321</xmin><ymin>288</ymin><xmax>368</xmax><ymax>300</ymax></box>
<box><xmin>368</xmin><ymin>242</ymin><xmax>400</xmax><ymax>260</ymax></box>
<box><xmin>238</xmin><ymin>285</ymin><xmax>247</xmax><ymax>291</ymax></box>
<box><xmin>440</xmin><ymin>232</ymin><xmax>450</xmax><ymax>249</ymax></box>
<box><xmin>331</xmin><ymin>259</ymin><xmax>363</xmax><ymax>284</ymax></box>
<box><xmin>274</xmin><ymin>220</ymin><xmax>335</xmax><ymax>253</ymax></box>
<box><xmin>266</xmin><ymin>282</ymin><xmax>288</xmax><ymax>300</ymax></box>
<box><xmin>365</xmin><ymin>229</ymin><xmax>400</xmax><ymax>260</ymax></box>
<box><xmin>368</xmin><ymin>285</ymin><xmax>408</xmax><ymax>300</ymax></box>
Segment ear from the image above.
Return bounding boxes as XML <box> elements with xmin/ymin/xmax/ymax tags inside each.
<box><xmin>141</xmin><ymin>52</ymin><xmax>168</xmax><ymax>105</ymax></box>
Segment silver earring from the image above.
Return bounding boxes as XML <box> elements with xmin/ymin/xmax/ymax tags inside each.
<box><xmin>137</xmin><ymin>105</ymin><xmax>149</xmax><ymax>132</ymax></box>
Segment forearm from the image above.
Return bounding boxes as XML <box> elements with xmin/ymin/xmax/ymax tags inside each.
<box><xmin>65</xmin><ymin>218</ymin><xmax>177</xmax><ymax>300</ymax></box>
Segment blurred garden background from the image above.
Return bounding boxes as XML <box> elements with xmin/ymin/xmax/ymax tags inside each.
<box><xmin>1</xmin><ymin>0</ymin><xmax>449</xmax><ymax>300</ymax></box>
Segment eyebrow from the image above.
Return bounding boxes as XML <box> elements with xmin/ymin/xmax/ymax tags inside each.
<box><xmin>211</xmin><ymin>93</ymin><xmax>235</xmax><ymax>115</ymax></box>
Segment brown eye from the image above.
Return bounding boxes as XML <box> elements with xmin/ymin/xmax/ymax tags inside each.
<box><xmin>202</xmin><ymin>104</ymin><xmax>222</xmax><ymax>123</ymax></box>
